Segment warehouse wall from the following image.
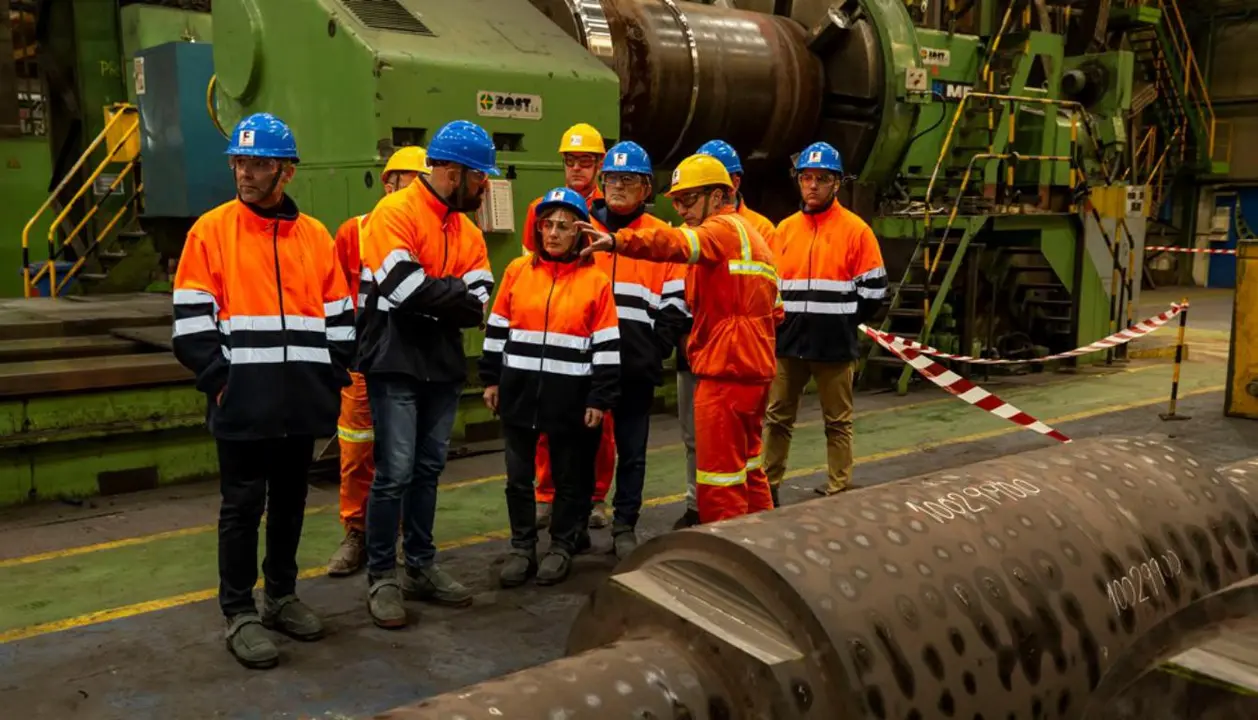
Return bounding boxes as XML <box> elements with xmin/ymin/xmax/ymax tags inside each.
<box><xmin>1209</xmin><ymin>20</ymin><xmax>1258</xmax><ymax>180</ymax></box>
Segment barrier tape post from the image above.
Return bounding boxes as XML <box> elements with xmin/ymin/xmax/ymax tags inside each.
<box><xmin>1159</xmin><ymin>296</ymin><xmax>1191</xmax><ymax>422</ymax></box>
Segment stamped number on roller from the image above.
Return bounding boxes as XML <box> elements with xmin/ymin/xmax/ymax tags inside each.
<box><xmin>905</xmin><ymin>479</ymin><xmax>1041</xmax><ymax>524</ymax></box>
<box><xmin>1107</xmin><ymin>551</ymin><xmax>1183</xmax><ymax>614</ymax></box>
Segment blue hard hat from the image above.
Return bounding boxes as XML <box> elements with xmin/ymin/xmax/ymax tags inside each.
<box><xmin>225</xmin><ymin>112</ymin><xmax>299</xmax><ymax>162</ymax></box>
<box><xmin>795</xmin><ymin>141</ymin><xmax>844</xmax><ymax>173</ymax></box>
<box><xmin>696</xmin><ymin>139</ymin><xmax>743</xmax><ymax>175</ymax></box>
<box><xmin>427</xmin><ymin>120</ymin><xmax>500</xmax><ymax>176</ymax></box>
<box><xmin>602</xmin><ymin>141</ymin><xmax>653</xmax><ymax>175</ymax></box>
<box><xmin>535</xmin><ymin>187</ymin><xmax>590</xmax><ymax>222</ymax></box>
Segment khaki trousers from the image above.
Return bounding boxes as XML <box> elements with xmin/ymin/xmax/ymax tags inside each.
<box><xmin>763</xmin><ymin>358</ymin><xmax>855</xmax><ymax>493</ymax></box>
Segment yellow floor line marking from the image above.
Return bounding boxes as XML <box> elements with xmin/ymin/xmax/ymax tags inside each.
<box><xmin>0</xmin><ymin>391</ymin><xmax>990</xmax><ymax>568</ymax></box>
<box><xmin>0</xmin><ymin>362</ymin><xmax>1173</xmax><ymax>568</ymax></box>
<box><xmin>0</xmin><ymin>383</ymin><xmax>1223</xmax><ymax>646</ymax></box>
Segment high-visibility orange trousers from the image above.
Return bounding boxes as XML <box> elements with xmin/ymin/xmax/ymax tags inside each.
<box><xmin>694</xmin><ymin>379</ymin><xmax>774</xmax><ymax>523</ymax></box>
<box><xmin>337</xmin><ymin>371</ymin><xmax>376</xmax><ymax>532</ymax></box>
<box><xmin>534</xmin><ymin>414</ymin><xmax>615</xmax><ymax>504</ymax></box>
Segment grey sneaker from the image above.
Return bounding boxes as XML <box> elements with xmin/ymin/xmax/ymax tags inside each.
<box><xmin>588</xmin><ymin>502</ymin><xmax>611</xmax><ymax>529</ymax></box>
<box><xmin>612</xmin><ymin>527</ymin><xmax>638</xmax><ymax>560</ymax></box>
<box><xmin>536</xmin><ymin>550</ymin><xmax>573</xmax><ymax>586</ymax></box>
<box><xmin>536</xmin><ymin>502</ymin><xmax>553</xmax><ymax>529</ymax></box>
<box><xmin>261</xmin><ymin>594</ymin><xmax>324</xmax><ymax>641</ymax></box>
<box><xmin>368</xmin><ymin>577</ymin><xmax>407</xmax><ymax>629</ymax></box>
<box><xmin>402</xmin><ymin>564</ymin><xmax>473</xmax><ymax>607</ymax></box>
<box><xmin>327</xmin><ymin>529</ymin><xmax>365</xmax><ymax>577</ymax></box>
<box><xmin>498</xmin><ymin>549</ymin><xmax>537</xmax><ymax>588</ymax></box>
<box><xmin>225</xmin><ymin>614</ymin><xmax>278</xmax><ymax>669</ymax></box>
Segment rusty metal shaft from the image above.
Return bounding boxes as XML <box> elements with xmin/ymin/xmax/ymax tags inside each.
<box><xmin>379</xmin><ymin>438</ymin><xmax>1258</xmax><ymax>718</ymax></box>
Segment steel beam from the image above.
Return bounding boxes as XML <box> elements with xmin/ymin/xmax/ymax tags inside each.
<box><xmin>378</xmin><ymin>437</ymin><xmax>1258</xmax><ymax>718</ymax></box>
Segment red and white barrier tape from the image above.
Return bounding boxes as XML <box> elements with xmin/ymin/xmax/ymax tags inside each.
<box><xmin>861</xmin><ymin>328</ymin><xmax>1072</xmax><ymax>443</ymax></box>
<box><xmin>860</xmin><ymin>302</ymin><xmax>1187</xmax><ymax>365</ymax></box>
<box><xmin>1146</xmin><ymin>246</ymin><xmax>1236</xmax><ymax>255</ymax></box>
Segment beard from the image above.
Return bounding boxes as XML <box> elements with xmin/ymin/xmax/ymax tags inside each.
<box><xmin>450</xmin><ymin>184</ymin><xmax>485</xmax><ymax>213</ymax></box>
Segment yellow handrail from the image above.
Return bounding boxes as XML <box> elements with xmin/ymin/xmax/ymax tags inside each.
<box><xmin>20</xmin><ymin>106</ymin><xmax>136</xmax><ymax>298</ymax></box>
<box><xmin>55</xmin><ymin>183</ymin><xmax>144</xmax><ymax>296</ymax></box>
<box><xmin>41</xmin><ymin>120</ymin><xmax>140</xmax><ymax>295</ymax></box>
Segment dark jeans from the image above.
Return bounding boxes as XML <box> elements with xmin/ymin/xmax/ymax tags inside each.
<box><xmin>365</xmin><ymin>375</ymin><xmax>462</xmax><ymax>578</ymax></box>
<box><xmin>216</xmin><ymin>436</ymin><xmax>315</xmax><ymax>618</ymax></box>
<box><xmin>503</xmin><ymin>422</ymin><xmax>599</xmax><ymax>555</ymax></box>
<box><xmin>610</xmin><ymin>400</ymin><xmax>651</xmax><ymax>529</ymax></box>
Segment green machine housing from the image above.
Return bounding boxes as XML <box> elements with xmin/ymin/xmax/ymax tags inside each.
<box><xmin>210</xmin><ymin>0</ymin><xmax>621</xmax><ymax>442</ymax></box>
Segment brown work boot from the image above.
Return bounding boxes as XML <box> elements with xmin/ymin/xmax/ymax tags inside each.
<box><xmin>588</xmin><ymin>502</ymin><xmax>611</xmax><ymax>529</ymax></box>
<box><xmin>327</xmin><ymin>529</ymin><xmax>365</xmax><ymax>577</ymax></box>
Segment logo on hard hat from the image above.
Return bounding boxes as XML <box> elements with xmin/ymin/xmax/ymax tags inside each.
<box><xmin>239</xmin><ymin>130</ymin><xmax>255</xmax><ymax>148</ymax></box>
<box><xmin>548</xmin><ymin>190</ymin><xmax>565</xmax><ymax>202</ymax></box>
<box><xmin>613</xmin><ymin>153</ymin><xmax>627</xmax><ymax>167</ymax></box>
<box><xmin>671</xmin><ymin>168</ymin><xmax>681</xmax><ymax>185</ymax></box>
<box><xmin>808</xmin><ymin>151</ymin><xmax>822</xmax><ymax>163</ymax></box>
<box><xmin>570</xmin><ymin>135</ymin><xmax>583</xmax><ymax>146</ymax></box>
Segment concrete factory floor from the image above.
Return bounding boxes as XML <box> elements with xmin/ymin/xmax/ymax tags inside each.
<box><xmin>0</xmin><ymin>287</ymin><xmax>1253</xmax><ymax>719</ymax></box>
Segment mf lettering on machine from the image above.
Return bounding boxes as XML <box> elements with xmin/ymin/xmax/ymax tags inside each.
<box><xmin>932</xmin><ymin>80</ymin><xmax>973</xmax><ymax>101</ymax></box>
<box><xmin>477</xmin><ymin>91</ymin><xmax>544</xmax><ymax>120</ymax></box>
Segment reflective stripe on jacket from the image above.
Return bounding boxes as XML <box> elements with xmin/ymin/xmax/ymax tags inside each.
<box><xmin>479</xmin><ymin>253</ymin><xmax>620</xmax><ymax>431</ymax></box>
<box><xmin>588</xmin><ymin>212</ymin><xmax>688</xmax><ymax>386</ymax></box>
<box><xmin>172</xmin><ymin>196</ymin><xmax>354</xmax><ymax>440</ymax></box>
<box><xmin>772</xmin><ymin>200</ymin><xmax>887</xmax><ymax>362</ymax></box>
<box><xmin>356</xmin><ymin>179</ymin><xmax>494</xmax><ymax>383</ymax></box>
<box><xmin>333</xmin><ymin>212</ymin><xmax>370</xmax><ymax>310</ymax></box>
<box><xmin>612</xmin><ymin>208</ymin><xmax>781</xmax><ymax>384</ymax></box>
<box><xmin>520</xmin><ymin>186</ymin><xmax>602</xmax><ymax>255</ymax></box>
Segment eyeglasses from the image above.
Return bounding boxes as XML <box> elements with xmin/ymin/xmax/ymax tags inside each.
<box><xmin>538</xmin><ymin>218</ymin><xmax>577</xmax><ymax>234</ymax></box>
<box><xmin>670</xmin><ymin>191</ymin><xmax>704</xmax><ymax>210</ymax></box>
<box><xmin>564</xmin><ymin>155</ymin><xmax>599</xmax><ymax>170</ymax></box>
<box><xmin>797</xmin><ymin>171</ymin><xmax>837</xmax><ymax>187</ymax></box>
<box><xmin>229</xmin><ymin>156</ymin><xmax>282</xmax><ymax>174</ymax></box>
<box><xmin>604</xmin><ymin>174</ymin><xmax>643</xmax><ymax>188</ymax></box>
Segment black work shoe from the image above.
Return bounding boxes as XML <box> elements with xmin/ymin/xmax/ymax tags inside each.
<box><xmin>498</xmin><ymin>549</ymin><xmax>537</xmax><ymax>588</ymax></box>
<box><xmin>367</xmin><ymin>577</ymin><xmax>407</xmax><ymax>629</ymax></box>
<box><xmin>261</xmin><ymin>594</ymin><xmax>324</xmax><ymax>641</ymax></box>
<box><xmin>402</xmin><ymin>564</ymin><xmax>473</xmax><ymax>607</ymax></box>
<box><xmin>225</xmin><ymin>614</ymin><xmax>278</xmax><ymax>669</ymax></box>
<box><xmin>612</xmin><ymin>527</ymin><xmax>638</xmax><ymax>560</ymax></box>
<box><xmin>770</xmin><ymin>485</ymin><xmax>781</xmax><ymax>508</ymax></box>
<box><xmin>536</xmin><ymin>550</ymin><xmax>573</xmax><ymax>586</ymax></box>
<box><xmin>672</xmin><ymin>508</ymin><xmax>699</xmax><ymax>530</ymax></box>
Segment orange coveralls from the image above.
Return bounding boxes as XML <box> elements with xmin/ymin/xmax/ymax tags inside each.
<box><xmin>522</xmin><ymin>186</ymin><xmax>615</xmax><ymax>505</ymax></box>
<box><xmin>610</xmin><ymin>207</ymin><xmax>782</xmax><ymax>522</ymax></box>
<box><xmin>332</xmin><ymin>213</ymin><xmax>374</xmax><ymax>533</ymax></box>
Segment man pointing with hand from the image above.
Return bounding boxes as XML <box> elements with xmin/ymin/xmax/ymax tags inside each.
<box><xmin>577</xmin><ymin>154</ymin><xmax>782</xmax><ymax>524</ymax></box>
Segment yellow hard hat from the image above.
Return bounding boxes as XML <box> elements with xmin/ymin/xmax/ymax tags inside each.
<box><xmin>667</xmin><ymin>154</ymin><xmax>733</xmax><ymax>196</ymax></box>
<box><xmin>383</xmin><ymin>145</ymin><xmax>430</xmax><ymax>177</ymax></box>
<box><xmin>558</xmin><ymin>123</ymin><xmax>606</xmax><ymax>155</ymax></box>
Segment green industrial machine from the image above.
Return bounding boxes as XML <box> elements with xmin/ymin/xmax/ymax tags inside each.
<box><xmin>0</xmin><ymin>0</ymin><xmax>1220</xmax><ymax>506</ymax></box>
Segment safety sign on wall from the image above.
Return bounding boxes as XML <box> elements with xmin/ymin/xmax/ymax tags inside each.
<box><xmin>477</xmin><ymin>91</ymin><xmax>543</xmax><ymax>120</ymax></box>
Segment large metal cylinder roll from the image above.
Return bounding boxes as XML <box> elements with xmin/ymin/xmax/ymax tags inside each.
<box><xmin>379</xmin><ymin>437</ymin><xmax>1258</xmax><ymax>718</ymax></box>
<box><xmin>531</xmin><ymin>0</ymin><xmax>824</xmax><ymax>166</ymax></box>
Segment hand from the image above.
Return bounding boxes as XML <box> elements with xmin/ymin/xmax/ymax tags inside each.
<box><xmin>483</xmin><ymin>385</ymin><xmax>499</xmax><ymax>414</ymax></box>
<box><xmin>216</xmin><ymin>388</ymin><xmax>225</xmax><ymax>406</ymax></box>
<box><xmin>575</xmin><ymin>222</ymin><xmax>615</xmax><ymax>258</ymax></box>
<box><xmin>584</xmin><ymin>407</ymin><xmax>604</xmax><ymax>428</ymax></box>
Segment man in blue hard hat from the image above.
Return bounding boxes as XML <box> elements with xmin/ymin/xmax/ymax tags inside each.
<box><xmin>173</xmin><ymin>112</ymin><xmax>355</xmax><ymax>668</ymax></box>
<box><xmin>356</xmin><ymin>120</ymin><xmax>497</xmax><ymax>628</ymax></box>
<box><xmin>671</xmin><ymin>139</ymin><xmax>780</xmax><ymax>529</ymax></box>
<box><xmin>764</xmin><ymin>141</ymin><xmax>886</xmax><ymax>501</ymax></box>
<box><xmin>585</xmin><ymin>140</ymin><xmax>688</xmax><ymax>558</ymax></box>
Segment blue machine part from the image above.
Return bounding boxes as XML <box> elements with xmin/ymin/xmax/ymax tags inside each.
<box><xmin>136</xmin><ymin>42</ymin><xmax>235</xmax><ymax>218</ymax></box>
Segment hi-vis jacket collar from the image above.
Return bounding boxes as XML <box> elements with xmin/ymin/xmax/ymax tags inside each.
<box><xmin>414</xmin><ymin>176</ymin><xmax>458</xmax><ymax>219</ymax></box>
<box><xmin>803</xmin><ymin>198</ymin><xmax>840</xmax><ymax>219</ymax></box>
<box><xmin>238</xmin><ymin>194</ymin><xmax>300</xmax><ymax>232</ymax></box>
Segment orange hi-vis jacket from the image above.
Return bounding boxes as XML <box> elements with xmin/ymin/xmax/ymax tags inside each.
<box><xmin>172</xmin><ymin>196</ymin><xmax>355</xmax><ymax>440</ymax></box>
<box><xmin>333</xmin><ymin>212</ymin><xmax>371</xmax><ymax>310</ymax></box>
<box><xmin>587</xmin><ymin>203</ymin><xmax>688</xmax><ymax>389</ymax></box>
<box><xmin>772</xmin><ymin>199</ymin><xmax>887</xmax><ymax>363</ymax></box>
<box><xmin>521</xmin><ymin>186</ymin><xmax>603</xmax><ymax>255</ymax></box>
<box><xmin>611</xmin><ymin>207</ymin><xmax>782</xmax><ymax>384</ymax></box>
<box><xmin>737</xmin><ymin>200</ymin><xmax>776</xmax><ymax>248</ymax></box>
<box><xmin>356</xmin><ymin>179</ymin><xmax>495</xmax><ymax>383</ymax></box>
<box><xmin>479</xmin><ymin>252</ymin><xmax>620</xmax><ymax>431</ymax></box>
